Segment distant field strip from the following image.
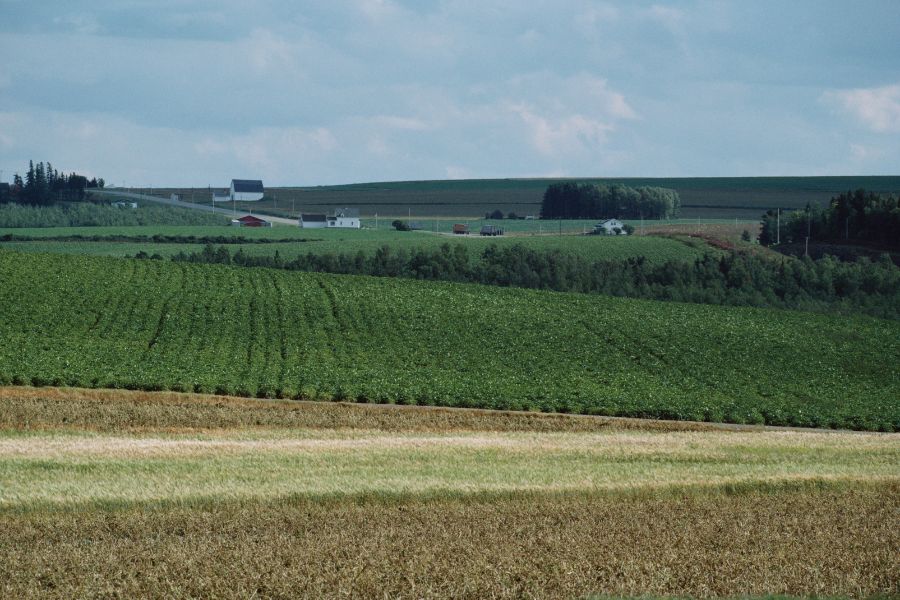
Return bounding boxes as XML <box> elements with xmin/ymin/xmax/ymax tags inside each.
<box><xmin>146</xmin><ymin>175</ymin><xmax>900</xmax><ymax>220</ymax></box>
<box><xmin>0</xmin><ymin>231</ymin><xmax>710</xmax><ymax>263</ymax></box>
<box><xmin>1</xmin><ymin>250</ymin><xmax>897</xmax><ymax>430</ymax></box>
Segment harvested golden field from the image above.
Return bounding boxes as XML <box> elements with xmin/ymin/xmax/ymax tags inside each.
<box><xmin>0</xmin><ymin>386</ymin><xmax>725</xmax><ymax>434</ymax></box>
<box><xmin>2</xmin><ymin>487</ymin><xmax>897</xmax><ymax>599</ymax></box>
<box><xmin>1</xmin><ymin>387</ymin><xmax>897</xmax><ymax>598</ymax></box>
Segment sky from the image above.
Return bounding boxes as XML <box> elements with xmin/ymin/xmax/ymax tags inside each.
<box><xmin>1</xmin><ymin>0</ymin><xmax>898</xmax><ymax>187</ymax></box>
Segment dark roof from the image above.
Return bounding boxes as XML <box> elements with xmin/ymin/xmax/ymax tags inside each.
<box><xmin>231</xmin><ymin>179</ymin><xmax>264</xmax><ymax>193</ymax></box>
<box><xmin>237</xmin><ymin>215</ymin><xmax>269</xmax><ymax>223</ymax></box>
<box><xmin>301</xmin><ymin>213</ymin><xmax>327</xmax><ymax>222</ymax></box>
<box><xmin>333</xmin><ymin>207</ymin><xmax>359</xmax><ymax>218</ymax></box>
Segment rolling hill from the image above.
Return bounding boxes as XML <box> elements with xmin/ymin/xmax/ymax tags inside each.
<box><xmin>1</xmin><ymin>250</ymin><xmax>896</xmax><ymax>430</ymax></box>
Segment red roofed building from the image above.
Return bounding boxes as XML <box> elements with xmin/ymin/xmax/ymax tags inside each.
<box><xmin>231</xmin><ymin>214</ymin><xmax>272</xmax><ymax>228</ymax></box>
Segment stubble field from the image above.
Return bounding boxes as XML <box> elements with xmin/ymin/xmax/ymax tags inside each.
<box><xmin>0</xmin><ymin>387</ymin><xmax>897</xmax><ymax>599</ymax></box>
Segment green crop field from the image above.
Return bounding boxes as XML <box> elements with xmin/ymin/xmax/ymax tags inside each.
<box><xmin>0</xmin><ymin>228</ymin><xmax>712</xmax><ymax>264</ymax></box>
<box><xmin>139</xmin><ymin>175</ymin><xmax>900</xmax><ymax>220</ymax></box>
<box><xmin>0</xmin><ymin>250</ymin><xmax>896</xmax><ymax>430</ymax></box>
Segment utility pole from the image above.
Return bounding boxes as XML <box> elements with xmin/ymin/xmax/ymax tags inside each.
<box><xmin>776</xmin><ymin>209</ymin><xmax>780</xmax><ymax>245</ymax></box>
<box><xmin>805</xmin><ymin>209</ymin><xmax>811</xmax><ymax>257</ymax></box>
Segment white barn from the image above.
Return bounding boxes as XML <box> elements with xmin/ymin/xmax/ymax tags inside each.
<box><xmin>230</xmin><ymin>179</ymin><xmax>264</xmax><ymax>202</ymax></box>
<box><xmin>594</xmin><ymin>219</ymin><xmax>627</xmax><ymax>235</ymax></box>
<box><xmin>300</xmin><ymin>213</ymin><xmax>328</xmax><ymax>229</ymax></box>
<box><xmin>326</xmin><ymin>208</ymin><xmax>360</xmax><ymax>229</ymax></box>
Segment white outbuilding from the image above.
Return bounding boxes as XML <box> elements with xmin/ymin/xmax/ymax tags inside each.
<box><xmin>211</xmin><ymin>189</ymin><xmax>231</xmax><ymax>203</ymax></box>
<box><xmin>594</xmin><ymin>219</ymin><xmax>627</xmax><ymax>235</ymax></box>
<box><xmin>299</xmin><ymin>213</ymin><xmax>328</xmax><ymax>229</ymax></box>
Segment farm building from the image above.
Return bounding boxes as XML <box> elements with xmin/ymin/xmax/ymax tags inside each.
<box><xmin>326</xmin><ymin>208</ymin><xmax>360</xmax><ymax>229</ymax></box>
<box><xmin>594</xmin><ymin>219</ymin><xmax>627</xmax><ymax>235</ymax></box>
<box><xmin>211</xmin><ymin>189</ymin><xmax>231</xmax><ymax>203</ymax></box>
<box><xmin>231</xmin><ymin>215</ymin><xmax>272</xmax><ymax>228</ymax></box>
<box><xmin>299</xmin><ymin>213</ymin><xmax>328</xmax><ymax>229</ymax></box>
<box><xmin>230</xmin><ymin>179</ymin><xmax>264</xmax><ymax>202</ymax></box>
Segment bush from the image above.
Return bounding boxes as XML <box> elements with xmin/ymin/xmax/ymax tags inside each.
<box><xmin>391</xmin><ymin>220</ymin><xmax>411</xmax><ymax>231</ymax></box>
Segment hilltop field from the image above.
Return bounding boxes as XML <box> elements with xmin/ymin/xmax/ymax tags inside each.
<box><xmin>141</xmin><ymin>175</ymin><xmax>900</xmax><ymax>220</ymax></box>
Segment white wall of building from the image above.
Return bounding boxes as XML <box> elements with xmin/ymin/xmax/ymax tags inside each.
<box><xmin>232</xmin><ymin>191</ymin><xmax>264</xmax><ymax>202</ymax></box>
<box><xmin>328</xmin><ymin>217</ymin><xmax>360</xmax><ymax>229</ymax></box>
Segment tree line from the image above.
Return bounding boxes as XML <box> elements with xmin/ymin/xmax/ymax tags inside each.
<box><xmin>759</xmin><ymin>189</ymin><xmax>899</xmax><ymax>249</ymax></box>
<box><xmin>541</xmin><ymin>182</ymin><xmax>680</xmax><ymax>220</ymax></box>
<box><xmin>2</xmin><ymin>160</ymin><xmax>104</xmax><ymax>205</ymax></box>
<box><xmin>164</xmin><ymin>242</ymin><xmax>900</xmax><ymax>320</ymax></box>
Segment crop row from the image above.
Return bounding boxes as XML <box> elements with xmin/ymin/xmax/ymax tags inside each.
<box><xmin>0</xmin><ymin>250</ymin><xmax>897</xmax><ymax>430</ymax></box>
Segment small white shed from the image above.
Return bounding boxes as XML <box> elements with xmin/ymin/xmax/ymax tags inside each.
<box><xmin>594</xmin><ymin>219</ymin><xmax>627</xmax><ymax>235</ymax></box>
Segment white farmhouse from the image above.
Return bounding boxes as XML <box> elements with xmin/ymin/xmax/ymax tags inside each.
<box><xmin>326</xmin><ymin>208</ymin><xmax>360</xmax><ymax>229</ymax></box>
<box><xmin>230</xmin><ymin>179</ymin><xmax>264</xmax><ymax>202</ymax></box>
<box><xmin>594</xmin><ymin>218</ymin><xmax>627</xmax><ymax>235</ymax></box>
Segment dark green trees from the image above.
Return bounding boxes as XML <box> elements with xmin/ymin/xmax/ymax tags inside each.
<box><xmin>759</xmin><ymin>190</ymin><xmax>899</xmax><ymax>248</ymax></box>
<box><xmin>541</xmin><ymin>182</ymin><xmax>680</xmax><ymax>220</ymax></box>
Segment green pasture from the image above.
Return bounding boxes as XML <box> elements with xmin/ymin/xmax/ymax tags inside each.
<box><xmin>0</xmin><ymin>230</ymin><xmax>711</xmax><ymax>264</ymax></box>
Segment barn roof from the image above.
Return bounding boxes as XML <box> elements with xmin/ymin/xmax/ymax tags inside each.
<box><xmin>231</xmin><ymin>179</ymin><xmax>264</xmax><ymax>193</ymax></box>
<box><xmin>301</xmin><ymin>213</ymin><xmax>327</xmax><ymax>222</ymax></box>
<box><xmin>333</xmin><ymin>207</ymin><xmax>359</xmax><ymax>218</ymax></box>
<box><xmin>237</xmin><ymin>214</ymin><xmax>269</xmax><ymax>224</ymax></box>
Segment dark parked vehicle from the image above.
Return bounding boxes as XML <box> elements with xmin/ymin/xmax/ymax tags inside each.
<box><xmin>480</xmin><ymin>225</ymin><xmax>503</xmax><ymax>236</ymax></box>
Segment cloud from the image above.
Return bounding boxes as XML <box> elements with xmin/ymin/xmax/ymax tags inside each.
<box><xmin>52</xmin><ymin>14</ymin><xmax>102</xmax><ymax>35</ymax></box>
<box><xmin>444</xmin><ymin>165</ymin><xmax>469</xmax><ymax>179</ymax></box>
<box><xmin>244</xmin><ymin>28</ymin><xmax>299</xmax><ymax>74</ymax></box>
<box><xmin>509</xmin><ymin>103</ymin><xmax>612</xmax><ymax>156</ymax></box>
<box><xmin>371</xmin><ymin>115</ymin><xmax>432</xmax><ymax>131</ymax></box>
<box><xmin>823</xmin><ymin>84</ymin><xmax>900</xmax><ymax>133</ymax></box>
